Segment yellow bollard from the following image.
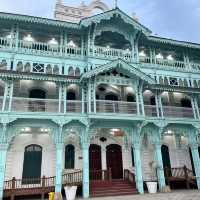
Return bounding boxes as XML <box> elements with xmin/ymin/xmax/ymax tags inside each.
<box><xmin>48</xmin><ymin>192</ymin><xmax>55</xmax><ymax>200</ymax></box>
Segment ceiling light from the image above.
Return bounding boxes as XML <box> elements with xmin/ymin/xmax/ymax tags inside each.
<box><xmin>139</xmin><ymin>50</ymin><xmax>146</xmax><ymax>57</ymax></box>
<box><xmin>49</xmin><ymin>38</ymin><xmax>58</xmax><ymax>45</ymax></box>
<box><xmin>156</xmin><ymin>53</ymin><xmax>163</xmax><ymax>59</ymax></box>
<box><xmin>167</xmin><ymin>55</ymin><xmax>174</xmax><ymax>60</ymax></box>
<box><xmin>23</xmin><ymin>34</ymin><xmax>34</xmax><ymax>42</ymax></box>
<box><xmin>6</xmin><ymin>34</ymin><xmax>12</xmax><ymax>39</ymax></box>
<box><xmin>25</xmin><ymin>127</ymin><xmax>31</xmax><ymax>132</ymax></box>
<box><xmin>68</xmin><ymin>40</ymin><xmax>76</xmax><ymax>47</ymax></box>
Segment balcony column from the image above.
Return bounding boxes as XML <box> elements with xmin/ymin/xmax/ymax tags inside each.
<box><xmin>149</xmin><ymin>47</ymin><xmax>153</xmax><ymax>64</ymax></box>
<box><xmin>63</xmin><ymin>84</ymin><xmax>67</xmax><ymax>114</ymax></box>
<box><xmin>81</xmin><ymin>35</ymin><xmax>84</xmax><ymax>58</ymax></box>
<box><xmin>81</xmin><ymin>128</ymin><xmax>90</xmax><ymax>198</ymax></box>
<box><xmin>136</xmin><ymin>83</ymin><xmax>145</xmax><ymax>116</ymax></box>
<box><xmin>54</xmin><ymin>126</ymin><xmax>64</xmax><ymax>197</ymax></box>
<box><xmin>2</xmin><ymin>80</ymin><xmax>14</xmax><ymax>112</ymax></box>
<box><xmin>191</xmin><ymin>95</ymin><xmax>199</xmax><ymax>119</ymax></box>
<box><xmin>148</xmin><ymin>127</ymin><xmax>166</xmax><ymax>191</ymax></box>
<box><xmin>81</xmin><ymin>84</ymin><xmax>87</xmax><ymax>114</ymax></box>
<box><xmin>88</xmin><ymin>78</ymin><xmax>95</xmax><ymax>113</ymax></box>
<box><xmin>93</xmin><ymin>78</ymin><xmax>96</xmax><ymax>113</ymax></box>
<box><xmin>0</xmin><ymin>124</ymin><xmax>9</xmax><ymax>200</ymax></box>
<box><xmin>59</xmin><ymin>31</ymin><xmax>64</xmax><ymax>56</ymax></box>
<box><xmin>155</xmin><ymin>91</ymin><xmax>163</xmax><ymax>118</ymax></box>
<box><xmin>14</xmin><ymin>24</ymin><xmax>19</xmax><ymax>51</ymax></box>
<box><xmin>187</xmin><ymin>129</ymin><xmax>200</xmax><ymax>189</ymax></box>
<box><xmin>132</xmin><ymin>127</ymin><xmax>144</xmax><ymax>194</ymax></box>
<box><xmin>58</xmin><ymin>83</ymin><xmax>64</xmax><ymax>113</ymax></box>
<box><xmin>9</xmin><ymin>26</ymin><xmax>14</xmax><ymax>49</ymax></box>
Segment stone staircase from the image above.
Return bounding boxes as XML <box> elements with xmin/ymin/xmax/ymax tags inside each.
<box><xmin>90</xmin><ymin>179</ymin><xmax>138</xmax><ymax>197</ymax></box>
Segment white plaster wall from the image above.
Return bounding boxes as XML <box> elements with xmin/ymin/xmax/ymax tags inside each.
<box><xmin>5</xmin><ymin>134</ymin><xmax>56</xmax><ymax>180</ymax></box>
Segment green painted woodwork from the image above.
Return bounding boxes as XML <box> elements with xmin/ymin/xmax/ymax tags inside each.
<box><xmin>22</xmin><ymin>145</ymin><xmax>42</xmax><ymax>184</ymax></box>
<box><xmin>0</xmin><ymin>5</ymin><xmax>200</xmax><ymax>200</ymax></box>
<box><xmin>65</xmin><ymin>144</ymin><xmax>75</xmax><ymax>169</ymax></box>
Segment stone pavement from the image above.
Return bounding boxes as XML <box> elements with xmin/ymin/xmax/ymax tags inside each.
<box><xmin>83</xmin><ymin>190</ymin><xmax>200</xmax><ymax>200</ymax></box>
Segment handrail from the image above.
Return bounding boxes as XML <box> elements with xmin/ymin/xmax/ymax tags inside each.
<box><xmin>90</xmin><ymin>169</ymin><xmax>112</xmax><ymax>182</ymax></box>
<box><xmin>124</xmin><ymin>169</ymin><xmax>135</xmax><ymax>184</ymax></box>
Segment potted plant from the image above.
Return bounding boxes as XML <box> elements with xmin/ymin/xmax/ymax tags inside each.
<box><xmin>146</xmin><ymin>161</ymin><xmax>159</xmax><ymax>194</ymax></box>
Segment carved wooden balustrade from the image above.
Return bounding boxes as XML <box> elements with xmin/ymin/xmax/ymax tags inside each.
<box><xmin>124</xmin><ymin>169</ymin><xmax>136</xmax><ymax>186</ymax></box>
<box><xmin>89</xmin><ymin>169</ymin><xmax>112</xmax><ymax>182</ymax></box>
<box><xmin>4</xmin><ymin>171</ymin><xmax>83</xmax><ymax>199</ymax></box>
<box><xmin>164</xmin><ymin>166</ymin><xmax>196</xmax><ymax>189</ymax></box>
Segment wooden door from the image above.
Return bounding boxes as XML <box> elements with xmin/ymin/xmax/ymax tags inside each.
<box><xmin>89</xmin><ymin>144</ymin><xmax>102</xmax><ymax>180</ymax></box>
<box><xmin>106</xmin><ymin>144</ymin><xmax>123</xmax><ymax>179</ymax></box>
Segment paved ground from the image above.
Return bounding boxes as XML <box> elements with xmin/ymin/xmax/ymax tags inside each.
<box><xmin>81</xmin><ymin>190</ymin><xmax>200</xmax><ymax>200</ymax></box>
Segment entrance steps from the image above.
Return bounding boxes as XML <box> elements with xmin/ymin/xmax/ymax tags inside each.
<box><xmin>90</xmin><ymin>180</ymin><xmax>138</xmax><ymax>197</ymax></box>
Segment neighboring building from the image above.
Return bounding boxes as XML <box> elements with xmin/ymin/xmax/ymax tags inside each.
<box><xmin>0</xmin><ymin>0</ymin><xmax>200</xmax><ymax>199</ymax></box>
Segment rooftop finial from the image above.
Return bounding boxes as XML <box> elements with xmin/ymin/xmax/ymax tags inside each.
<box><xmin>115</xmin><ymin>0</ymin><xmax>118</xmax><ymax>8</ymax></box>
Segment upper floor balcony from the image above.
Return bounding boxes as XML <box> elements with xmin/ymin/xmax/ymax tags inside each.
<box><xmin>0</xmin><ymin>80</ymin><xmax>197</xmax><ymax>120</ymax></box>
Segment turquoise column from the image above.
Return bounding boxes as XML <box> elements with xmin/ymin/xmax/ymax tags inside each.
<box><xmin>190</xmin><ymin>145</ymin><xmax>200</xmax><ymax>189</ymax></box>
<box><xmin>132</xmin><ymin>127</ymin><xmax>144</xmax><ymax>194</ymax></box>
<box><xmin>0</xmin><ymin>144</ymin><xmax>8</xmax><ymax>200</ymax></box>
<box><xmin>154</xmin><ymin>143</ymin><xmax>165</xmax><ymax>190</ymax></box>
<box><xmin>82</xmin><ymin>143</ymin><xmax>89</xmax><ymax>198</ymax></box>
<box><xmin>132</xmin><ymin>144</ymin><xmax>144</xmax><ymax>194</ymax></box>
<box><xmin>55</xmin><ymin>142</ymin><xmax>64</xmax><ymax>193</ymax></box>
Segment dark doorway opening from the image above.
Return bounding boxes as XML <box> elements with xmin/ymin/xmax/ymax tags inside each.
<box><xmin>161</xmin><ymin>145</ymin><xmax>171</xmax><ymax>177</ymax></box>
<box><xmin>106</xmin><ymin>144</ymin><xmax>123</xmax><ymax>179</ymax></box>
<box><xmin>29</xmin><ymin>89</ymin><xmax>46</xmax><ymax>112</ymax></box>
<box><xmin>65</xmin><ymin>144</ymin><xmax>75</xmax><ymax>169</ymax></box>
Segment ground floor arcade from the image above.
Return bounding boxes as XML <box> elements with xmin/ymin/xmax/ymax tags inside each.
<box><xmin>0</xmin><ymin>119</ymin><xmax>200</xmax><ymax>199</ymax></box>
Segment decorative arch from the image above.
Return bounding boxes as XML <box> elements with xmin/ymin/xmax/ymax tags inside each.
<box><xmin>75</xmin><ymin>67</ymin><xmax>80</xmax><ymax>76</ymax></box>
<box><xmin>0</xmin><ymin>59</ymin><xmax>7</xmax><ymax>70</ymax></box>
<box><xmin>65</xmin><ymin>144</ymin><xmax>75</xmax><ymax>169</ymax></box>
<box><xmin>53</xmin><ymin>65</ymin><xmax>59</xmax><ymax>74</ymax></box>
<box><xmin>46</xmin><ymin>64</ymin><xmax>52</xmax><ymax>74</ymax></box>
<box><xmin>68</xmin><ymin>66</ymin><xmax>74</xmax><ymax>76</ymax></box>
<box><xmin>88</xmin><ymin>0</ymin><xmax>109</xmax><ymax>13</ymax></box>
<box><xmin>24</xmin><ymin>62</ymin><xmax>31</xmax><ymax>72</ymax></box>
<box><xmin>22</xmin><ymin>144</ymin><xmax>42</xmax><ymax>184</ymax></box>
<box><xmin>16</xmin><ymin>61</ymin><xmax>23</xmax><ymax>72</ymax></box>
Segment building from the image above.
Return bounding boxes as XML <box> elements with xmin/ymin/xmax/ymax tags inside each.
<box><xmin>0</xmin><ymin>0</ymin><xmax>200</xmax><ymax>199</ymax></box>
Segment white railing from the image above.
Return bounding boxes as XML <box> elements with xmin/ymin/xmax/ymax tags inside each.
<box><xmin>190</xmin><ymin>62</ymin><xmax>200</xmax><ymax>71</ymax></box>
<box><xmin>163</xmin><ymin>106</ymin><xmax>194</xmax><ymax>118</ymax></box>
<box><xmin>93</xmin><ymin>46</ymin><xmax>132</xmax><ymax>62</ymax></box>
<box><xmin>144</xmin><ymin>105</ymin><xmax>157</xmax><ymax>117</ymax></box>
<box><xmin>156</xmin><ymin>58</ymin><xmax>185</xmax><ymax>69</ymax></box>
<box><xmin>66</xmin><ymin>101</ymin><xmax>83</xmax><ymax>113</ymax></box>
<box><xmin>96</xmin><ymin>100</ymin><xmax>137</xmax><ymax>114</ymax></box>
<box><xmin>139</xmin><ymin>56</ymin><xmax>151</xmax><ymax>63</ymax></box>
<box><xmin>0</xmin><ymin>37</ymin><xmax>11</xmax><ymax>49</ymax></box>
<box><xmin>11</xmin><ymin>97</ymin><xmax>59</xmax><ymax>113</ymax></box>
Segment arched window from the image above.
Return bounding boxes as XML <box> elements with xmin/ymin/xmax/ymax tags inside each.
<box><xmin>65</xmin><ymin>145</ymin><xmax>75</xmax><ymax>169</ymax></box>
<box><xmin>22</xmin><ymin>144</ymin><xmax>42</xmax><ymax>184</ymax></box>
<box><xmin>67</xmin><ymin>91</ymin><xmax>76</xmax><ymax>100</ymax></box>
<box><xmin>75</xmin><ymin>67</ymin><xmax>80</xmax><ymax>76</ymax></box>
<box><xmin>127</xmin><ymin>95</ymin><xmax>135</xmax><ymax>102</ymax></box>
<box><xmin>68</xmin><ymin>67</ymin><xmax>74</xmax><ymax>76</ymax></box>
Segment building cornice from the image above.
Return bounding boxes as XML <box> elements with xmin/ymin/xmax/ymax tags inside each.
<box><xmin>0</xmin><ymin>12</ymin><xmax>80</xmax><ymax>29</ymax></box>
<box><xmin>0</xmin><ymin>70</ymin><xmax>80</xmax><ymax>84</ymax></box>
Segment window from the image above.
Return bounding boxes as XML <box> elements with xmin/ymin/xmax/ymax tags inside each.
<box><xmin>22</xmin><ymin>144</ymin><xmax>42</xmax><ymax>184</ymax></box>
<box><xmin>33</xmin><ymin>63</ymin><xmax>44</xmax><ymax>73</ymax></box>
<box><xmin>65</xmin><ymin>145</ymin><xmax>75</xmax><ymax>169</ymax></box>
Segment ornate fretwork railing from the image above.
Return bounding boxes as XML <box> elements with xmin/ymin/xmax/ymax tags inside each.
<box><xmin>140</xmin><ymin>56</ymin><xmax>186</xmax><ymax>70</ymax></box>
<box><xmin>163</xmin><ymin>106</ymin><xmax>194</xmax><ymax>118</ymax></box>
<box><xmin>93</xmin><ymin>46</ymin><xmax>133</xmax><ymax>62</ymax></box>
<box><xmin>10</xmin><ymin>97</ymin><xmax>84</xmax><ymax>113</ymax></box>
<box><xmin>95</xmin><ymin>100</ymin><xmax>137</xmax><ymax>114</ymax></box>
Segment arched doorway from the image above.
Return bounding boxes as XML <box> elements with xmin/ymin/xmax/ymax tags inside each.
<box><xmin>29</xmin><ymin>89</ymin><xmax>46</xmax><ymax>112</ymax></box>
<box><xmin>106</xmin><ymin>144</ymin><xmax>123</xmax><ymax>179</ymax></box>
<box><xmin>22</xmin><ymin>144</ymin><xmax>42</xmax><ymax>184</ymax></box>
<box><xmin>65</xmin><ymin>144</ymin><xmax>75</xmax><ymax>169</ymax></box>
<box><xmin>161</xmin><ymin>145</ymin><xmax>171</xmax><ymax>176</ymax></box>
<box><xmin>89</xmin><ymin>144</ymin><xmax>102</xmax><ymax>180</ymax></box>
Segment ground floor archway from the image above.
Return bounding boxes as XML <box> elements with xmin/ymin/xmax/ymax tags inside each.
<box><xmin>106</xmin><ymin>144</ymin><xmax>123</xmax><ymax>179</ymax></box>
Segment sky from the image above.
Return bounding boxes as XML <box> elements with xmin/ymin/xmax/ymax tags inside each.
<box><xmin>0</xmin><ymin>0</ymin><xmax>200</xmax><ymax>43</ymax></box>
